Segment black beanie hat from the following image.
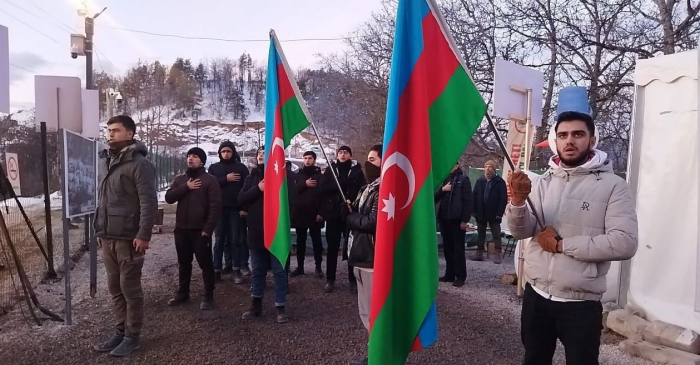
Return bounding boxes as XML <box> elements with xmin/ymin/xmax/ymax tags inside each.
<box><xmin>303</xmin><ymin>150</ymin><xmax>317</xmax><ymax>159</ymax></box>
<box><xmin>338</xmin><ymin>145</ymin><xmax>352</xmax><ymax>156</ymax></box>
<box><xmin>187</xmin><ymin>147</ymin><xmax>207</xmax><ymax>165</ymax></box>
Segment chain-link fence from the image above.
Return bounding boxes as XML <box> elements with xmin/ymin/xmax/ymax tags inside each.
<box><xmin>0</xmin><ymin>115</ymin><xmax>183</xmax><ymax>317</ymax></box>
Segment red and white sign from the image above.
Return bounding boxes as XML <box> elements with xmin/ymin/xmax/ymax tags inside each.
<box><xmin>5</xmin><ymin>153</ymin><xmax>21</xmax><ymax>195</ymax></box>
<box><xmin>502</xmin><ymin>120</ymin><xmax>534</xmax><ymax>202</ymax></box>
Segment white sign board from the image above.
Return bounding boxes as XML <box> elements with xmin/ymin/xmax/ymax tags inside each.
<box><xmin>493</xmin><ymin>58</ymin><xmax>544</xmax><ymax>126</ymax></box>
<box><xmin>35</xmin><ymin>76</ymin><xmax>82</xmax><ymax>132</ymax></box>
<box><xmin>0</xmin><ymin>25</ymin><xmax>9</xmax><ymax>114</ymax></box>
<box><xmin>81</xmin><ymin>89</ymin><xmax>99</xmax><ymax>138</ymax></box>
<box><xmin>5</xmin><ymin>153</ymin><xmax>21</xmax><ymax>195</ymax></box>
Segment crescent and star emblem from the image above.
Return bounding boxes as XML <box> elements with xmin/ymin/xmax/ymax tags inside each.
<box><xmin>380</xmin><ymin>152</ymin><xmax>416</xmax><ymax>220</ymax></box>
<box><xmin>272</xmin><ymin>137</ymin><xmax>285</xmax><ymax>174</ymax></box>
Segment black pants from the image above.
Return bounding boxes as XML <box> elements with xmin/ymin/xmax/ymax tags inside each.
<box><xmin>325</xmin><ymin>219</ymin><xmax>356</xmax><ymax>284</ymax></box>
<box><xmin>296</xmin><ymin>226</ymin><xmax>323</xmax><ymax>270</ymax></box>
<box><xmin>522</xmin><ymin>284</ymin><xmax>603</xmax><ymax>365</ymax></box>
<box><xmin>175</xmin><ymin>228</ymin><xmax>215</xmax><ymax>295</ymax></box>
<box><xmin>439</xmin><ymin>219</ymin><xmax>466</xmax><ymax>281</ymax></box>
<box><xmin>477</xmin><ymin>219</ymin><xmax>502</xmax><ymax>250</ymax></box>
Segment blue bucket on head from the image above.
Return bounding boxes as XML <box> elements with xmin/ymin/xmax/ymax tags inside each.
<box><xmin>556</xmin><ymin>86</ymin><xmax>591</xmax><ymax>121</ymax></box>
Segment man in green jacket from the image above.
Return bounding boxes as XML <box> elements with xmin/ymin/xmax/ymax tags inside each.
<box><xmin>93</xmin><ymin>115</ymin><xmax>157</xmax><ymax>357</ymax></box>
<box><xmin>507</xmin><ymin>87</ymin><xmax>638</xmax><ymax>365</ymax></box>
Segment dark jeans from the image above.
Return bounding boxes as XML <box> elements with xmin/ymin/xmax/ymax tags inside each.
<box><xmin>295</xmin><ymin>226</ymin><xmax>323</xmax><ymax>270</ymax></box>
<box><xmin>175</xmin><ymin>229</ymin><xmax>215</xmax><ymax>295</ymax></box>
<box><xmin>325</xmin><ymin>218</ymin><xmax>356</xmax><ymax>284</ymax></box>
<box><xmin>213</xmin><ymin>209</ymin><xmax>249</xmax><ymax>271</ymax></box>
<box><xmin>477</xmin><ymin>219</ymin><xmax>502</xmax><ymax>250</ymax></box>
<box><xmin>249</xmin><ymin>248</ymin><xmax>287</xmax><ymax>306</ymax></box>
<box><xmin>439</xmin><ymin>219</ymin><xmax>466</xmax><ymax>281</ymax></box>
<box><xmin>522</xmin><ymin>284</ymin><xmax>603</xmax><ymax>365</ymax></box>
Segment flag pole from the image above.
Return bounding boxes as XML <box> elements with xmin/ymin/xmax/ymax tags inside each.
<box><xmin>309</xmin><ymin>123</ymin><xmax>347</xmax><ymax>203</ymax></box>
<box><xmin>485</xmin><ymin>114</ymin><xmax>544</xmax><ymax>230</ymax></box>
<box><xmin>269</xmin><ymin>29</ymin><xmax>347</xmax><ymax>203</ymax></box>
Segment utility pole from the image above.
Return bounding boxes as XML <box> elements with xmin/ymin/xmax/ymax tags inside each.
<box><xmin>71</xmin><ymin>6</ymin><xmax>106</xmax><ymax>90</ymax></box>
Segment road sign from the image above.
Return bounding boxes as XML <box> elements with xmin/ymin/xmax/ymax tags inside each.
<box><xmin>5</xmin><ymin>153</ymin><xmax>21</xmax><ymax>195</ymax></box>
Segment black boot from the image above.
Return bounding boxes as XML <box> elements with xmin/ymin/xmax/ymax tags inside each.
<box><xmin>109</xmin><ymin>336</ymin><xmax>140</xmax><ymax>357</ymax></box>
<box><xmin>289</xmin><ymin>267</ymin><xmax>304</xmax><ymax>277</ymax></box>
<box><xmin>276</xmin><ymin>305</ymin><xmax>288</xmax><ymax>324</ymax></box>
<box><xmin>233</xmin><ymin>270</ymin><xmax>244</xmax><ymax>284</ymax></box>
<box><xmin>214</xmin><ymin>271</ymin><xmax>223</xmax><ymax>282</ymax></box>
<box><xmin>315</xmin><ymin>266</ymin><xmax>324</xmax><ymax>279</ymax></box>
<box><xmin>242</xmin><ymin>297</ymin><xmax>262</xmax><ymax>320</ymax></box>
<box><xmin>168</xmin><ymin>291</ymin><xmax>189</xmax><ymax>306</ymax></box>
<box><xmin>200</xmin><ymin>292</ymin><xmax>214</xmax><ymax>310</ymax></box>
<box><xmin>93</xmin><ymin>333</ymin><xmax>124</xmax><ymax>352</ymax></box>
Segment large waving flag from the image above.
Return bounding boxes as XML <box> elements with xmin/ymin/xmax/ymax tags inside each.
<box><xmin>369</xmin><ymin>0</ymin><xmax>487</xmax><ymax>363</ymax></box>
<box><xmin>264</xmin><ymin>30</ymin><xmax>311</xmax><ymax>265</ymax></box>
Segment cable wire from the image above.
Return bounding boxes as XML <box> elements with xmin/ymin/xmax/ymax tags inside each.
<box><xmin>0</xmin><ymin>8</ymin><xmax>63</xmax><ymax>47</ymax></box>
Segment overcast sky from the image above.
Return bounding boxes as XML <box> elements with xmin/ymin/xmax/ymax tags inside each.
<box><xmin>2</xmin><ymin>0</ymin><xmax>383</xmax><ymax>111</ymax></box>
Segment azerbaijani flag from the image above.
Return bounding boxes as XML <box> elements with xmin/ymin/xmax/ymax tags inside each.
<box><xmin>369</xmin><ymin>0</ymin><xmax>486</xmax><ymax>363</ymax></box>
<box><xmin>263</xmin><ymin>30</ymin><xmax>311</xmax><ymax>265</ymax></box>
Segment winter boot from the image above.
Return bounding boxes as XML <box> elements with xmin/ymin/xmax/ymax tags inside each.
<box><xmin>200</xmin><ymin>293</ymin><xmax>214</xmax><ymax>310</ymax></box>
<box><xmin>494</xmin><ymin>249</ymin><xmax>502</xmax><ymax>264</ymax></box>
<box><xmin>109</xmin><ymin>336</ymin><xmax>140</xmax><ymax>357</ymax></box>
<box><xmin>93</xmin><ymin>333</ymin><xmax>124</xmax><ymax>352</ymax></box>
<box><xmin>214</xmin><ymin>271</ymin><xmax>223</xmax><ymax>282</ymax></box>
<box><xmin>242</xmin><ymin>297</ymin><xmax>263</xmax><ymax>320</ymax></box>
<box><xmin>168</xmin><ymin>291</ymin><xmax>189</xmax><ymax>306</ymax></box>
<box><xmin>289</xmin><ymin>267</ymin><xmax>304</xmax><ymax>277</ymax></box>
<box><xmin>470</xmin><ymin>248</ymin><xmax>485</xmax><ymax>261</ymax></box>
<box><xmin>222</xmin><ymin>267</ymin><xmax>233</xmax><ymax>275</ymax></box>
<box><xmin>233</xmin><ymin>270</ymin><xmax>244</xmax><ymax>284</ymax></box>
<box><xmin>324</xmin><ymin>281</ymin><xmax>335</xmax><ymax>293</ymax></box>
<box><xmin>241</xmin><ymin>266</ymin><xmax>251</xmax><ymax>276</ymax></box>
<box><xmin>276</xmin><ymin>305</ymin><xmax>288</xmax><ymax>324</ymax></box>
<box><xmin>315</xmin><ymin>266</ymin><xmax>324</xmax><ymax>279</ymax></box>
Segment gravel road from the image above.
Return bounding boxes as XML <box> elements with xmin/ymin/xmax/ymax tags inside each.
<box><xmin>0</xmin><ymin>214</ymin><xmax>656</xmax><ymax>365</ymax></box>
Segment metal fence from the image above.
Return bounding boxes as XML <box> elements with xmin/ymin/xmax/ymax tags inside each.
<box><xmin>0</xmin><ymin>117</ymin><xmax>183</xmax><ymax>318</ymax></box>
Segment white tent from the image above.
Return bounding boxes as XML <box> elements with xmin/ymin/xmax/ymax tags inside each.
<box><xmin>614</xmin><ymin>49</ymin><xmax>700</xmax><ymax>332</ymax></box>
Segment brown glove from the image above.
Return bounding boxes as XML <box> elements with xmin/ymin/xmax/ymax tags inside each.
<box><xmin>535</xmin><ymin>226</ymin><xmax>562</xmax><ymax>253</ymax></box>
<box><xmin>508</xmin><ymin>170</ymin><xmax>532</xmax><ymax>206</ymax></box>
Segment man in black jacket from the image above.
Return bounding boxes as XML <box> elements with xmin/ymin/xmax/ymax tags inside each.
<box><xmin>290</xmin><ymin>151</ymin><xmax>325</xmax><ymax>278</ymax></box>
<box><xmin>471</xmin><ymin>160</ymin><xmax>507</xmax><ymax>263</ymax></box>
<box><xmin>319</xmin><ymin>146</ymin><xmax>366</xmax><ymax>293</ymax></box>
<box><xmin>208</xmin><ymin>141</ymin><xmax>250</xmax><ymax>283</ymax></box>
<box><xmin>435</xmin><ymin>164</ymin><xmax>473</xmax><ymax>287</ymax></box>
<box><xmin>93</xmin><ymin>116</ymin><xmax>157</xmax><ymax>357</ymax></box>
<box><xmin>164</xmin><ymin>147</ymin><xmax>222</xmax><ymax>310</ymax></box>
<box><xmin>345</xmin><ymin>144</ymin><xmax>382</xmax><ymax>365</ymax></box>
<box><xmin>238</xmin><ymin>147</ymin><xmax>297</xmax><ymax>324</ymax></box>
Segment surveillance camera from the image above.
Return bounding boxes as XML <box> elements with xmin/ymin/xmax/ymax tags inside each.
<box><xmin>116</xmin><ymin>94</ymin><xmax>123</xmax><ymax>103</ymax></box>
<box><xmin>71</xmin><ymin>52</ymin><xmax>78</xmax><ymax>59</ymax></box>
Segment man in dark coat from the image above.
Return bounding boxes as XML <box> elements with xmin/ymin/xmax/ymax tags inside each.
<box><xmin>290</xmin><ymin>151</ymin><xmax>325</xmax><ymax>278</ymax></box>
<box><xmin>93</xmin><ymin>115</ymin><xmax>157</xmax><ymax>357</ymax></box>
<box><xmin>318</xmin><ymin>145</ymin><xmax>366</xmax><ymax>293</ymax></box>
<box><xmin>238</xmin><ymin>146</ymin><xmax>297</xmax><ymax>324</ymax></box>
<box><xmin>435</xmin><ymin>164</ymin><xmax>473</xmax><ymax>287</ymax></box>
<box><xmin>471</xmin><ymin>160</ymin><xmax>507</xmax><ymax>263</ymax></box>
<box><xmin>207</xmin><ymin>141</ymin><xmax>250</xmax><ymax>283</ymax></box>
<box><xmin>164</xmin><ymin>147</ymin><xmax>222</xmax><ymax>310</ymax></box>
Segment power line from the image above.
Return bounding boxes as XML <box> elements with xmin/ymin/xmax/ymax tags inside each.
<box><xmin>97</xmin><ymin>25</ymin><xmax>351</xmax><ymax>43</ymax></box>
<box><xmin>0</xmin><ymin>0</ymin><xmax>75</xmax><ymax>35</ymax></box>
<box><xmin>26</xmin><ymin>0</ymin><xmax>79</xmax><ymax>33</ymax></box>
<box><xmin>94</xmin><ymin>46</ymin><xmax>105</xmax><ymax>72</ymax></box>
<box><xmin>0</xmin><ymin>8</ymin><xmax>63</xmax><ymax>48</ymax></box>
<box><xmin>9</xmin><ymin>63</ymin><xmax>39</xmax><ymax>74</ymax></box>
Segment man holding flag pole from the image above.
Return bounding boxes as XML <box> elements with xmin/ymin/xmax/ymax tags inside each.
<box><xmin>367</xmin><ymin>0</ymin><xmax>487</xmax><ymax>363</ymax></box>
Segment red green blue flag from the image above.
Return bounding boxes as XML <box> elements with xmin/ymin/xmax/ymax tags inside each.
<box><xmin>263</xmin><ymin>30</ymin><xmax>311</xmax><ymax>265</ymax></box>
<box><xmin>369</xmin><ymin>0</ymin><xmax>487</xmax><ymax>363</ymax></box>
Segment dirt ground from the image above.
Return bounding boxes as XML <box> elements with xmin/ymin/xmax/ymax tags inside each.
<box><xmin>0</xmin><ymin>214</ymin><xmax>655</xmax><ymax>365</ymax></box>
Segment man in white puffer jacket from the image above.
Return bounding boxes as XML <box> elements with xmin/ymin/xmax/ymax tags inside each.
<box><xmin>507</xmin><ymin>86</ymin><xmax>638</xmax><ymax>365</ymax></box>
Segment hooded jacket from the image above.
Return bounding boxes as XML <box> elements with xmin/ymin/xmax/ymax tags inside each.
<box><xmin>207</xmin><ymin>141</ymin><xmax>249</xmax><ymax>209</ymax></box>
<box><xmin>319</xmin><ymin>159</ymin><xmax>366</xmax><ymax>221</ymax></box>
<box><xmin>95</xmin><ymin>141</ymin><xmax>158</xmax><ymax>242</ymax></box>
<box><xmin>506</xmin><ymin>150</ymin><xmax>638</xmax><ymax>301</ymax></box>
<box><xmin>292</xmin><ymin>165</ymin><xmax>324</xmax><ymax>228</ymax></box>
<box><xmin>346</xmin><ymin>179</ymin><xmax>380</xmax><ymax>269</ymax></box>
<box><xmin>238</xmin><ymin>164</ymin><xmax>298</xmax><ymax>250</ymax></box>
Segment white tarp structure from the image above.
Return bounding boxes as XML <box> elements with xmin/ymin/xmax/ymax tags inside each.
<box><xmin>622</xmin><ymin>49</ymin><xmax>700</xmax><ymax>333</ymax></box>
